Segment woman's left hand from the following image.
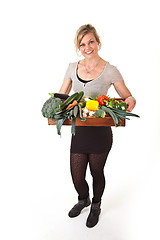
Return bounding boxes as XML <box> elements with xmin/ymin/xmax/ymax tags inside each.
<box><xmin>125</xmin><ymin>96</ymin><xmax>136</xmax><ymax>112</ymax></box>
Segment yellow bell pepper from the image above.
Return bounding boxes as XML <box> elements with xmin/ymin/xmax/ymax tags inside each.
<box><xmin>86</xmin><ymin>100</ymin><xmax>99</xmax><ymax>111</ymax></box>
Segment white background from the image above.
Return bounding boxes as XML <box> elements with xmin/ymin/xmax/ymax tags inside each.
<box><xmin>0</xmin><ymin>0</ymin><xmax>160</xmax><ymax>239</ymax></box>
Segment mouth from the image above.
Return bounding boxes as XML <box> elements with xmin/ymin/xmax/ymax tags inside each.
<box><xmin>85</xmin><ymin>50</ymin><xmax>94</xmax><ymax>55</ymax></box>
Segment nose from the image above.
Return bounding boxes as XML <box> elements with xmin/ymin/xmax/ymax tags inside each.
<box><xmin>85</xmin><ymin>43</ymin><xmax>91</xmax><ymax>50</ymax></box>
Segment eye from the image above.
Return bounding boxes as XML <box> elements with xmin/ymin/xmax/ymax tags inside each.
<box><xmin>89</xmin><ymin>40</ymin><xmax>94</xmax><ymax>44</ymax></box>
<box><xmin>80</xmin><ymin>43</ymin><xmax>85</xmax><ymax>47</ymax></box>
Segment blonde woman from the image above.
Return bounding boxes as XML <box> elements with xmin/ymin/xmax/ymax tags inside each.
<box><xmin>59</xmin><ymin>24</ymin><xmax>136</xmax><ymax>228</ymax></box>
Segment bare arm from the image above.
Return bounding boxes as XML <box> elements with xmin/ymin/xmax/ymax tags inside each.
<box><xmin>59</xmin><ymin>78</ymin><xmax>72</xmax><ymax>94</ymax></box>
<box><xmin>113</xmin><ymin>80</ymin><xmax>136</xmax><ymax>112</ymax></box>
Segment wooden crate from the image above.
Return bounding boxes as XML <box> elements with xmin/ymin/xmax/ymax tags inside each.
<box><xmin>48</xmin><ymin>98</ymin><xmax>126</xmax><ymax>127</ymax></box>
<box><xmin>48</xmin><ymin>117</ymin><xmax>125</xmax><ymax>127</ymax></box>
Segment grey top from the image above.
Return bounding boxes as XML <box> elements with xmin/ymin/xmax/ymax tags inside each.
<box><xmin>64</xmin><ymin>61</ymin><xmax>124</xmax><ymax>98</ymax></box>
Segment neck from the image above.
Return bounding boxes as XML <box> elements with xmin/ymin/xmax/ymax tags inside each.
<box><xmin>84</xmin><ymin>55</ymin><xmax>101</xmax><ymax>66</ymax></box>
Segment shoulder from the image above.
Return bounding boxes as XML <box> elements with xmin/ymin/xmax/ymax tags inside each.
<box><xmin>67</xmin><ymin>61</ymin><xmax>78</xmax><ymax>69</ymax></box>
<box><xmin>64</xmin><ymin>62</ymin><xmax>78</xmax><ymax>80</ymax></box>
<box><xmin>107</xmin><ymin>62</ymin><xmax>118</xmax><ymax>71</ymax></box>
<box><xmin>105</xmin><ymin>62</ymin><xmax>123</xmax><ymax>83</ymax></box>
<box><xmin>105</xmin><ymin>62</ymin><xmax>122</xmax><ymax>76</ymax></box>
<box><xmin>65</xmin><ymin>62</ymin><xmax>77</xmax><ymax>73</ymax></box>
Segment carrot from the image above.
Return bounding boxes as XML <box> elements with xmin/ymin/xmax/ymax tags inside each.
<box><xmin>66</xmin><ymin>100</ymin><xmax>78</xmax><ymax>110</ymax></box>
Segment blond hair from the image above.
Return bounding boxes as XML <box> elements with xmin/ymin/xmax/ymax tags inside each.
<box><xmin>74</xmin><ymin>24</ymin><xmax>101</xmax><ymax>54</ymax></box>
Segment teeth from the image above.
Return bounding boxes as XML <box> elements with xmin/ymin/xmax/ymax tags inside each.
<box><xmin>86</xmin><ymin>51</ymin><xmax>93</xmax><ymax>54</ymax></box>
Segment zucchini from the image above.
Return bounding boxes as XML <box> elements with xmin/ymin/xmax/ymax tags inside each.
<box><xmin>79</xmin><ymin>100</ymin><xmax>86</xmax><ymax>108</ymax></box>
<box><xmin>54</xmin><ymin>103</ymin><xmax>77</xmax><ymax>116</ymax></box>
<box><xmin>61</xmin><ymin>92</ymin><xmax>79</xmax><ymax>110</ymax></box>
<box><xmin>68</xmin><ymin>109</ymin><xmax>75</xmax><ymax>120</ymax></box>
<box><xmin>77</xmin><ymin>104</ymin><xmax>86</xmax><ymax>121</ymax></box>
<box><xmin>73</xmin><ymin>105</ymin><xmax>79</xmax><ymax>118</ymax></box>
<box><xmin>74</xmin><ymin>91</ymin><xmax>84</xmax><ymax>102</ymax></box>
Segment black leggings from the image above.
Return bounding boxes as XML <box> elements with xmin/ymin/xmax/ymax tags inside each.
<box><xmin>70</xmin><ymin>151</ymin><xmax>110</xmax><ymax>203</ymax></box>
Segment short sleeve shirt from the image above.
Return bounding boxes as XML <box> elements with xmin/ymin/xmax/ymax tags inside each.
<box><xmin>64</xmin><ymin>61</ymin><xmax>123</xmax><ymax>98</ymax></box>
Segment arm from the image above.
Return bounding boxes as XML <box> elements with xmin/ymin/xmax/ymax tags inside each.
<box><xmin>59</xmin><ymin>78</ymin><xmax>72</xmax><ymax>94</ymax></box>
<box><xmin>113</xmin><ymin>80</ymin><xmax>136</xmax><ymax>112</ymax></box>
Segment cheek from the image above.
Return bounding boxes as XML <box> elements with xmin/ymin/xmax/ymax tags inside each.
<box><xmin>94</xmin><ymin>43</ymin><xmax>99</xmax><ymax>50</ymax></box>
<box><xmin>79</xmin><ymin>47</ymin><xmax>85</xmax><ymax>54</ymax></box>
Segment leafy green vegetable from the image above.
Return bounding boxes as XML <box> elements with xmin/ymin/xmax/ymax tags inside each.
<box><xmin>52</xmin><ymin>102</ymin><xmax>85</xmax><ymax>136</ymax></box>
<box><xmin>94</xmin><ymin>109</ymin><xmax>106</xmax><ymax>118</ymax></box>
<box><xmin>49</xmin><ymin>93</ymin><xmax>55</xmax><ymax>97</ymax></box>
<box><xmin>101</xmin><ymin>105</ymin><xmax>140</xmax><ymax>127</ymax></box>
<box><xmin>71</xmin><ymin>118</ymin><xmax>76</xmax><ymax>136</ymax></box>
<box><xmin>56</xmin><ymin>118</ymin><xmax>66</xmax><ymax>135</ymax></box>
<box><xmin>106</xmin><ymin>100</ymin><xmax>116</xmax><ymax>108</ymax></box>
<box><xmin>101</xmin><ymin>106</ymin><xmax>119</xmax><ymax>126</ymax></box>
<box><xmin>41</xmin><ymin>97</ymin><xmax>62</xmax><ymax>118</ymax></box>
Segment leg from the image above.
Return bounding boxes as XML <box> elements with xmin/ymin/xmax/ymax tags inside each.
<box><xmin>70</xmin><ymin>152</ymin><xmax>89</xmax><ymax>200</ymax></box>
<box><xmin>69</xmin><ymin>153</ymin><xmax>91</xmax><ymax>218</ymax></box>
<box><xmin>88</xmin><ymin>152</ymin><xmax>109</xmax><ymax>203</ymax></box>
<box><xmin>86</xmin><ymin>152</ymin><xmax>109</xmax><ymax>228</ymax></box>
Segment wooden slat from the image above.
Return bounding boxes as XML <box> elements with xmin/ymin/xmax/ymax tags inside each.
<box><xmin>48</xmin><ymin>117</ymin><xmax>125</xmax><ymax>127</ymax></box>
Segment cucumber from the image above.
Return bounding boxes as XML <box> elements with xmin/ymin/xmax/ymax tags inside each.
<box><xmin>78</xmin><ymin>104</ymin><xmax>86</xmax><ymax>121</ymax></box>
<box><xmin>54</xmin><ymin>103</ymin><xmax>78</xmax><ymax>118</ymax></box>
<box><xmin>68</xmin><ymin>109</ymin><xmax>75</xmax><ymax>120</ymax></box>
<box><xmin>73</xmin><ymin>105</ymin><xmax>79</xmax><ymax>118</ymax></box>
<box><xmin>79</xmin><ymin>100</ymin><xmax>86</xmax><ymax>108</ymax></box>
<box><xmin>74</xmin><ymin>91</ymin><xmax>84</xmax><ymax>102</ymax></box>
<box><xmin>61</xmin><ymin>92</ymin><xmax>79</xmax><ymax>110</ymax></box>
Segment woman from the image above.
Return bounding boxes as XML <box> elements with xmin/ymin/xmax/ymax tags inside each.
<box><xmin>59</xmin><ymin>24</ymin><xmax>136</xmax><ymax>228</ymax></box>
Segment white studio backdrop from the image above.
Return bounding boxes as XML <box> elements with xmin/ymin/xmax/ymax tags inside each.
<box><xmin>0</xmin><ymin>0</ymin><xmax>160</xmax><ymax>240</ymax></box>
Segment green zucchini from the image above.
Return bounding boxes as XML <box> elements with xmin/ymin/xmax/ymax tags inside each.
<box><xmin>68</xmin><ymin>109</ymin><xmax>75</xmax><ymax>120</ymax></box>
<box><xmin>54</xmin><ymin>103</ymin><xmax>77</xmax><ymax>116</ymax></box>
<box><xmin>73</xmin><ymin>105</ymin><xmax>79</xmax><ymax>118</ymax></box>
<box><xmin>77</xmin><ymin>104</ymin><xmax>86</xmax><ymax>121</ymax></box>
<box><xmin>74</xmin><ymin>91</ymin><xmax>84</xmax><ymax>102</ymax></box>
<box><xmin>61</xmin><ymin>92</ymin><xmax>79</xmax><ymax>110</ymax></box>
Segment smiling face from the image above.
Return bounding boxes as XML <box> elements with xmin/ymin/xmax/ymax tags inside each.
<box><xmin>79</xmin><ymin>32</ymin><xmax>99</xmax><ymax>59</ymax></box>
